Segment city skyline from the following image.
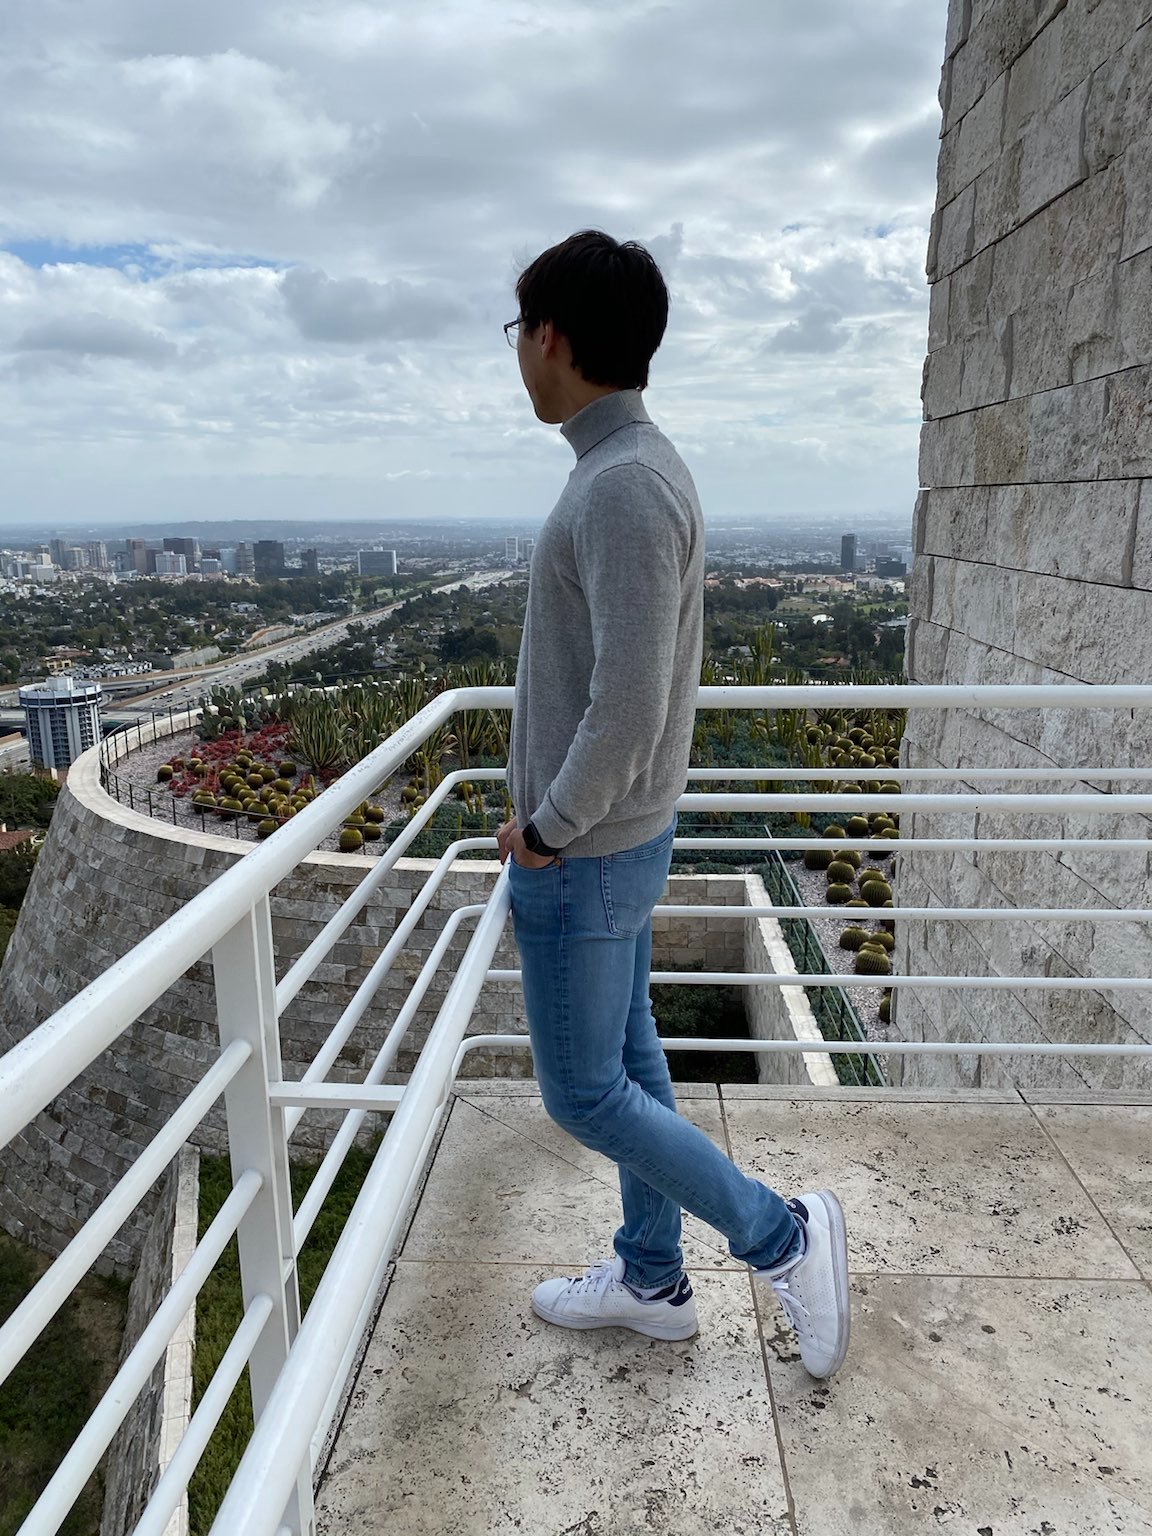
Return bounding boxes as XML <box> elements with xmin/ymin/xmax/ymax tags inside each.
<box><xmin>0</xmin><ymin>1</ymin><xmax>947</xmax><ymax>528</ymax></box>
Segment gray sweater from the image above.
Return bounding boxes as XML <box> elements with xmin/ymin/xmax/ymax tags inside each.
<box><xmin>508</xmin><ymin>388</ymin><xmax>704</xmax><ymax>857</ymax></box>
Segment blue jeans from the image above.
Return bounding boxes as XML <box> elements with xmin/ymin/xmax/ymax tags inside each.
<box><xmin>508</xmin><ymin>817</ymin><xmax>801</xmax><ymax>1290</ymax></box>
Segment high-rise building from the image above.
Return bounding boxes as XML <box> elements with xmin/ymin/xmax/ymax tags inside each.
<box><xmin>19</xmin><ymin>676</ymin><xmax>103</xmax><ymax>774</ymax></box>
<box><xmin>357</xmin><ymin>550</ymin><xmax>398</xmax><ymax>577</ymax></box>
<box><xmin>153</xmin><ymin>552</ymin><xmax>187</xmax><ymax>576</ymax></box>
<box><xmin>840</xmin><ymin>534</ymin><xmax>858</xmax><ymax>574</ymax></box>
<box><xmin>164</xmin><ymin>537</ymin><xmax>201</xmax><ymax>571</ymax></box>
<box><xmin>60</xmin><ymin>546</ymin><xmax>89</xmax><ymax>571</ymax></box>
<box><xmin>505</xmin><ymin>537</ymin><xmax>519</xmax><ymax>563</ymax></box>
<box><xmin>254</xmin><ymin>540</ymin><xmax>286</xmax><ymax>576</ymax></box>
<box><xmin>199</xmin><ymin>558</ymin><xmax>222</xmax><ymax>576</ymax></box>
<box><xmin>49</xmin><ymin>538</ymin><xmax>67</xmax><ymax>567</ymax></box>
<box><xmin>520</xmin><ymin>538</ymin><xmax>535</xmax><ymax>566</ymax></box>
<box><xmin>235</xmin><ymin>543</ymin><xmax>256</xmax><ymax>577</ymax></box>
<box><xmin>300</xmin><ymin>548</ymin><xmax>320</xmax><ymax>577</ymax></box>
<box><xmin>126</xmin><ymin>539</ymin><xmax>151</xmax><ymax>575</ymax></box>
<box><xmin>86</xmin><ymin>541</ymin><xmax>109</xmax><ymax>570</ymax></box>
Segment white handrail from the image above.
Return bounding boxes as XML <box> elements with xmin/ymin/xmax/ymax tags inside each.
<box><xmin>3</xmin><ymin>679</ymin><xmax>1152</xmax><ymax>1536</ymax></box>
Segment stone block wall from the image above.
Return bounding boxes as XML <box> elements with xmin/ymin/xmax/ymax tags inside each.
<box><xmin>901</xmin><ymin>0</ymin><xmax>1152</xmax><ymax>1091</ymax></box>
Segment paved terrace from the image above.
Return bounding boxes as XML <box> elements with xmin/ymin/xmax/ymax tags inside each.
<box><xmin>315</xmin><ymin>1080</ymin><xmax>1152</xmax><ymax>1536</ymax></box>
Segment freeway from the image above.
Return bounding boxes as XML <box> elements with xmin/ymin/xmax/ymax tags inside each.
<box><xmin>0</xmin><ymin>568</ymin><xmax>519</xmax><ymax>732</ymax></box>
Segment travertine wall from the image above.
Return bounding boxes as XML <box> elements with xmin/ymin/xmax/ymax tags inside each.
<box><xmin>0</xmin><ymin>736</ymin><xmax>790</xmax><ymax>1268</ymax></box>
<box><xmin>100</xmin><ymin>1145</ymin><xmax>198</xmax><ymax>1536</ymax></box>
<box><xmin>900</xmin><ymin>0</ymin><xmax>1152</xmax><ymax>1090</ymax></box>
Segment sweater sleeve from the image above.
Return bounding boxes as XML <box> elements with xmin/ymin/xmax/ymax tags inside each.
<box><xmin>528</xmin><ymin>464</ymin><xmax>690</xmax><ymax>849</ymax></box>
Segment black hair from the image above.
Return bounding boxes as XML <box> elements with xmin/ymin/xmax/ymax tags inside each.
<box><xmin>515</xmin><ymin>229</ymin><xmax>669</xmax><ymax>390</ymax></box>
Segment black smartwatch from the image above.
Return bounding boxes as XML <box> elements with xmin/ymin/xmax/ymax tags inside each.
<box><xmin>522</xmin><ymin>820</ymin><xmax>562</xmax><ymax>857</ymax></box>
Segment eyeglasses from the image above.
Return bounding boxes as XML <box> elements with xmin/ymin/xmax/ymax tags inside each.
<box><xmin>504</xmin><ymin>318</ymin><xmax>522</xmax><ymax>348</ymax></box>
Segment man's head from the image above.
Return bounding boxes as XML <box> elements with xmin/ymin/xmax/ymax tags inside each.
<box><xmin>511</xmin><ymin>229</ymin><xmax>669</xmax><ymax>425</ymax></box>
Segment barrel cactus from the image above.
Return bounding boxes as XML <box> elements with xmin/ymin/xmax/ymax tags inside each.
<box><xmin>338</xmin><ymin>828</ymin><xmax>364</xmax><ymax>852</ymax></box>
<box><xmin>839</xmin><ymin>927</ymin><xmax>869</xmax><ymax>950</ymax></box>
<box><xmin>826</xmin><ymin>882</ymin><xmax>854</xmax><ymax>904</ymax></box>
<box><xmin>804</xmin><ymin>847</ymin><xmax>834</xmax><ymax>871</ymax></box>
<box><xmin>878</xmin><ymin>995</ymin><xmax>892</xmax><ymax>1024</ymax></box>
<box><xmin>854</xmin><ymin>949</ymin><xmax>891</xmax><ymax>975</ymax></box>
<box><xmin>826</xmin><ymin>859</ymin><xmax>857</xmax><ymax>884</ymax></box>
<box><xmin>864</xmin><ymin>881</ymin><xmax>893</xmax><ymax>906</ymax></box>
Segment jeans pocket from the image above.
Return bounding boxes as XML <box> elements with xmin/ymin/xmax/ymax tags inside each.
<box><xmin>600</xmin><ymin>832</ymin><xmax>674</xmax><ymax>938</ymax></box>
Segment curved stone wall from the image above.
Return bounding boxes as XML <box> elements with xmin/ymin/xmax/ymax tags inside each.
<box><xmin>0</xmin><ymin>725</ymin><xmax>526</xmax><ymax>1270</ymax></box>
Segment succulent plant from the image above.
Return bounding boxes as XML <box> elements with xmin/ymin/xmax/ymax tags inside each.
<box><xmin>846</xmin><ymin>898</ymin><xmax>870</xmax><ymax>907</ymax></box>
<box><xmin>839</xmin><ymin>927</ymin><xmax>870</xmax><ymax>950</ymax></box>
<box><xmin>846</xmin><ymin>815</ymin><xmax>869</xmax><ymax>836</ymax></box>
<box><xmin>157</xmin><ymin>765</ymin><xmax>174</xmax><ymax>781</ymax></box>
<box><xmin>878</xmin><ymin>995</ymin><xmax>892</xmax><ymax>1024</ymax></box>
<box><xmin>826</xmin><ymin>859</ymin><xmax>857</xmax><ymax>884</ymax></box>
<box><xmin>217</xmin><ymin>797</ymin><xmax>242</xmax><ymax>820</ymax></box>
<box><xmin>803</xmin><ymin>847</ymin><xmax>834</xmax><ymax>871</ymax></box>
<box><xmin>872</xmin><ymin>931</ymin><xmax>896</xmax><ymax>952</ymax></box>
<box><xmin>864</xmin><ymin>882</ymin><xmax>893</xmax><ymax>906</ymax></box>
<box><xmin>361</xmin><ymin>822</ymin><xmax>382</xmax><ymax>841</ymax></box>
<box><xmin>854</xmin><ymin>949</ymin><xmax>891</xmax><ymax>975</ymax></box>
<box><xmin>338</xmin><ymin>827</ymin><xmax>364</xmax><ymax>852</ymax></box>
<box><xmin>278</xmin><ymin>761</ymin><xmax>297</xmax><ymax>777</ymax></box>
<box><xmin>826</xmin><ymin>882</ymin><xmax>854</xmax><ymax>904</ymax></box>
<box><xmin>824</xmin><ymin>823</ymin><xmax>846</xmax><ymax>838</ymax></box>
<box><xmin>257</xmin><ymin>818</ymin><xmax>278</xmax><ymax>839</ymax></box>
<box><xmin>364</xmin><ymin>804</ymin><xmax>386</xmax><ymax>823</ymax></box>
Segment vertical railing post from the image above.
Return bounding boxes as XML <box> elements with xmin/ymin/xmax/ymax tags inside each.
<box><xmin>212</xmin><ymin>897</ymin><xmax>315</xmax><ymax>1536</ymax></box>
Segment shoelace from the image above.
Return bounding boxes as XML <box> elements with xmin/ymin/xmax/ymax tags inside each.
<box><xmin>770</xmin><ymin>1275</ymin><xmax>814</xmax><ymax>1341</ymax></box>
<box><xmin>568</xmin><ymin>1259</ymin><xmax>618</xmax><ymax>1296</ymax></box>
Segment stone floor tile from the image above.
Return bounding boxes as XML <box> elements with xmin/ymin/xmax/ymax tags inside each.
<box><xmin>1032</xmin><ymin>1105</ymin><xmax>1152</xmax><ymax>1277</ymax></box>
<box><xmin>316</xmin><ymin>1265</ymin><xmax>791</xmax><ymax>1536</ymax></box>
<box><xmin>1022</xmin><ymin>1089</ymin><xmax>1152</xmax><ymax>1106</ymax></box>
<box><xmin>720</xmin><ymin>1084</ymin><xmax>1020</xmax><ymax>1103</ymax></box>
<box><xmin>401</xmin><ymin>1096</ymin><xmax>741</xmax><ymax>1270</ymax></box>
<box><xmin>761</xmin><ymin>1274</ymin><xmax>1152</xmax><ymax>1536</ymax></box>
<box><xmin>722</xmin><ymin>1099</ymin><xmax>1140</xmax><ymax>1278</ymax></box>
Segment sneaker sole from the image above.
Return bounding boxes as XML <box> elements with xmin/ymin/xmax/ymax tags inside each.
<box><xmin>811</xmin><ymin>1188</ymin><xmax>851</xmax><ymax>1377</ymax></box>
<box><xmin>530</xmin><ymin>1296</ymin><xmax>699</xmax><ymax>1341</ymax></box>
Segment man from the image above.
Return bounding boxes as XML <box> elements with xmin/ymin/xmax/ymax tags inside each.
<box><xmin>497</xmin><ymin>229</ymin><xmax>850</xmax><ymax>1379</ymax></box>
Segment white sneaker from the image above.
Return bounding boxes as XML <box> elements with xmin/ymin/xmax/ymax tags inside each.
<box><xmin>753</xmin><ymin>1190</ymin><xmax>850</xmax><ymax>1378</ymax></box>
<box><xmin>531</xmin><ymin>1256</ymin><xmax>699</xmax><ymax>1341</ymax></box>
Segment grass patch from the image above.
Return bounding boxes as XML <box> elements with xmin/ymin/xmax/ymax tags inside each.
<box><xmin>650</xmin><ymin>975</ymin><xmax>758</xmax><ymax>1083</ymax></box>
<box><xmin>188</xmin><ymin>1142</ymin><xmax>380</xmax><ymax>1536</ymax></box>
<box><xmin>0</xmin><ymin>1234</ymin><xmax>129</xmax><ymax>1536</ymax></box>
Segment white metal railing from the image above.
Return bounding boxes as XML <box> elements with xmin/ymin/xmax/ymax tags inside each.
<box><xmin>0</xmin><ymin>683</ymin><xmax>1150</xmax><ymax>1536</ymax></box>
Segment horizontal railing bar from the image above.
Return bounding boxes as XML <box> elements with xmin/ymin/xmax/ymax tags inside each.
<box><xmin>694</xmin><ymin>684</ymin><xmax>1152</xmax><ymax>707</ymax></box>
<box><xmin>485</xmin><ymin>968</ymin><xmax>1152</xmax><ymax>991</ymax></box>
<box><xmin>133</xmin><ymin>1293</ymin><xmax>276</xmax><ymax>1536</ymax></box>
<box><xmin>292</xmin><ymin>906</ymin><xmax>484</xmax><ymax>1254</ymax></box>
<box><xmin>0</xmin><ymin>1040</ymin><xmax>252</xmax><ymax>1392</ymax></box>
<box><xmin>17</xmin><ymin>1169</ymin><xmax>263</xmax><ymax>1536</ymax></box>
<box><xmin>684</xmin><ymin>766</ymin><xmax>1152</xmax><ymax>780</ymax></box>
<box><xmin>652</xmin><ymin>904</ymin><xmax>1152</xmax><ymax>922</ymax></box>
<box><xmin>276</xmin><ymin>774</ymin><xmax>505</xmax><ymax>1011</ymax></box>
<box><xmin>677</xmin><ymin>792</ymin><xmax>1152</xmax><ymax>813</ymax></box>
<box><xmin>284</xmin><ymin>851</ymin><xmax>489</xmax><ymax>1138</ymax></box>
<box><xmin>672</xmin><ymin>838</ymin><xmax>1145</xmax><ymax>850</ymax></box>
<box><xmin>455</xmin><ymin>1032</ymin><xmax>1152</xmax><ymax>1061</ymax></box>
<box><xmin>271</xmin><ymin>1084</ymin><xmax>405</xmax><ymax>1111</ymax></box>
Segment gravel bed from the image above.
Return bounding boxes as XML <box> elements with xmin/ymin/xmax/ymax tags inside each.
<box><xmin>102</xmin><ymin>727</ymin><xmax>502</xmax><ymax>856</ymax></box>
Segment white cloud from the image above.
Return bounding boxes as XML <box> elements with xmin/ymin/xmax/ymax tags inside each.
<box><xmin>0</xmin><ymin>0</ymin><xmax>949</xmax><ymax>523</ymax></box>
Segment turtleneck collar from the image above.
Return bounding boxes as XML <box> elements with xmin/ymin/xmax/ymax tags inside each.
<box><xmin>559</xmin><ymin>388</ymin><xmax>653</xmax><ymax>459</ymax></box>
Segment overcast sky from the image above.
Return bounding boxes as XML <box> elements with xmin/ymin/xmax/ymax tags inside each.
<box><xmin>0</xmin><ymin>1</ymin><xmax>948</xmax><ymax>532</ymax></box>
